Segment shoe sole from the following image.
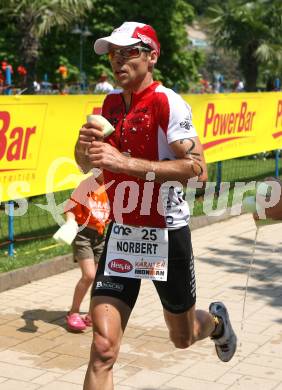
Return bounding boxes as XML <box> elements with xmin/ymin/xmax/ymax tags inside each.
<box><xmin>66</xmin><ymin>324</ymin><xmax>86</xmax><ymax>333</ymax></box>
<box><xmin>215</xmin><ymin>334</ymin><xmax>237</xmax><ymax>362</ymax></box>
<box><xmin>209</xmin><ymin>302</ymin><xmax>237</xmax><ymax>362</ymax></box>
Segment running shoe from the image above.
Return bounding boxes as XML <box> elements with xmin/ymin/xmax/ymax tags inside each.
<box><xmin>209</xmin><ymin>301</ymin><xmax>237</xmax><ymax>362</ymax></box>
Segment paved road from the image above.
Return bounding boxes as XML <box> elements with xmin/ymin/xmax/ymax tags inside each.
<box><xmin>0</xmin><ymin>214</ymin><xmax>281</xmax><ymax>389</ymax></box>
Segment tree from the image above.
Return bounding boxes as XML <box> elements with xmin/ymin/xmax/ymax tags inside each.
<box><xmin>84</xmin><ymin>0</ymin><xmax>204</xmax><ymax>91</ymax></box>
<box><xmin>208</xmin><ymin>0</ymin><xmax>282</xmax><ymax>91</ymax></box>
<box><xmin>188</xmin><ymin>0</ymin><xmax>222</xmax><ymax>16</ymax></box>
<box><xmin>0</xmin><ymin>0</ymin><xmax>205</xmax><ymax>92</ymax></box>
<box><xmin>0</xmin><ymin>0</ymin><xmax>93</xmax><ymax>93</ymax></box>
<box><xmin>200</xmin><ymin>48</ymin><xmax>240</xmax><ymax>89</ymax></box>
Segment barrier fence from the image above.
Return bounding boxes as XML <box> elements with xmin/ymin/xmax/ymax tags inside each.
<box><xmin>1</xmin><ymin>92</ymin><xmax>282</xmax><ymax>256</ymax></box>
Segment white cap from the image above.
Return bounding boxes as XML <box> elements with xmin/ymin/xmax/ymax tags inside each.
<box><xmin>94</xmin><ymin>21</ymin><xmax>160</xmax><ymax>56</ymax></box>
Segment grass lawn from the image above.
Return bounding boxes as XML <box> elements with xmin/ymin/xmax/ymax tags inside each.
<box><xmin>0</xmin><ymin>190</ymin><xmax>73</xmax><ymax>273</ymax></box>
<box><xmin>208</xmin><ymin>156</ymin><xmax>280</xmax><ymax>183</ymax></box>
<box><xmin>0</xmin><ymin>238</ymin><xmax>71</xmax><ymax>273</ymax></box>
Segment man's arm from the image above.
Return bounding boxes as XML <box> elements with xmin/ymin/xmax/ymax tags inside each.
<box><xmin>128</xmin><ymin>137</ymin><xmax>207</xmax><ymax>184</ymax></box>
<box><xmin>87</xmin><ymin>136</ymin><xmax>207</xmax><ymax>185</ymax></box>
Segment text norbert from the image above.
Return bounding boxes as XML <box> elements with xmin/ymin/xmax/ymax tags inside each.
<box><xmin>116</xmin><ymin>240</ymin><xmax>158</xmax><ymax>255</ymax></box>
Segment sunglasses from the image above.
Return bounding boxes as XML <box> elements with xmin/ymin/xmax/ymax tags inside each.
<box><xmin>108</xmin><ymin>46</ymin><xmax>151</xmax><ymax>60</ymax></box>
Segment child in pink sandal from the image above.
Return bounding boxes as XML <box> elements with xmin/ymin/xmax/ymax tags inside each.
<box><xmin>63</xmin><ymin>176</ymin><xmax>110</xmax><ymax>333</ymax></box>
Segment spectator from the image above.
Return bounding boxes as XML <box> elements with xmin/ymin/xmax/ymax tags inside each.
<box><xmin>94</xmin><ymin>72</ymin><xmax>114</xmax><ymax>93</ymax></box>
<box><xmin>63</xmin><ymin>175</ymin><xmax>110</xmax><ymax>332</ymax></box>
<box><xmin>33</xmin><ymin>80</ymin><xmax>41</xmax><ymax>92</ymax></box>
<box><xmin>233</xmin><ymin>80</ymin><xmax>244</xmax><ymax>92</ymax></box>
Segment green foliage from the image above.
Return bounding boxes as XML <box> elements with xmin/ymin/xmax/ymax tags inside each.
<box><xmin>55</xmin><ymin>56</ymin><xmax>80</xmax><ymax>82</ymax></box>
<box><xmin>0</xmin><ymin>0</ymin><xmax>204</xmax><ymax>92</ymax></box>
<box><xmin>82</xmin><ymin>0</ymin><xmax>203</xmax><ymax>91</ymax></box>
<box><xmin>200</xmin><ymin>48</ymin><xmax>240</xmax><ymax>89</ymax></box>
<box><xmin>188</xmin><ymin>0</ymin><xmax>222</xmax><ymax>15</ymax></box>
<box><xmin>90</xmin><ymin>63</ymin><xmax>114</xmax><ymax>85</ymax></box>
<box><xmin>0</xmin><ymin>0</ymin><xmax>93</xmax><ymax>91</ymax></box>
<box><xmin>2</xmin><ymin>0</ymin><xmax>282</xmax><ymax>93</ymax></box>
<box><xmin>208</xmin><ymin>0</ymin><xmax>282</xmax><ymax>91</ymax></box>
<box><xmin>0</xmin><ymin>0</ymin><xmax>93</xmax><ymax>37</ymax></box>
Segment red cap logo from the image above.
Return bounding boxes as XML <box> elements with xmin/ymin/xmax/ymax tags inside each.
<box><xmin>133</xmin><ymin>25</ymin><xmax>160</xmax><ymax>56</ymax></box>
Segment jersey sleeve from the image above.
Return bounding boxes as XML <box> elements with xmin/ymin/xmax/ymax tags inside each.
<box><xmin>157</xmin><ymin>86</ymin><xmax>198</xmax><ymax>144</ymax></box>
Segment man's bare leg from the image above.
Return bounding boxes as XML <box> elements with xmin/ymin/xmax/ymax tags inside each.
<box><xmin>163</xmin><ymin>305</ymin><xmax>215</xmax><ymax>348</ymax></box>
<box><xmin>83</xmin><ymin>296</ymin><xmax>132</xmax><ymax>390</ymax></box>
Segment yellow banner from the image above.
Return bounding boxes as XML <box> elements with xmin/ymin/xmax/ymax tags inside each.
<box><xmin>0</xmin><ymin>95</ymin><xmax>104</xmax><ymax>202</ymax></box>
<box><xmin>183</xmin><ymin>92</ymin><xmax>282</xmax><ymax>163</ymax></box>
<box><xmin>0</xmin><ymin>92</ymin><xmax>282</xmax><ymax>202</ymax></box>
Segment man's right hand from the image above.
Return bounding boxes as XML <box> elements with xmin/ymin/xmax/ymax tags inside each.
<box><xmin>77</xmin><ymin>121</ymin><xmax>104</xmax><ymax>152</ymax></box>
<box><xmin>75</xmin><ymin>120</ymin><xmax>104</xmax><ymax>172</ymax></box>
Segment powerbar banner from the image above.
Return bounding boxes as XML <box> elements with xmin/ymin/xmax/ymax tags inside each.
<box><xmin>183</xmin><ymin>92</ymin><xmax>282</xmax><ymax>162</ymax></box>
<box><xmin>0</xmin><ymin>92</ymin><xmax>282</xmax><ymax>201</ymax></box>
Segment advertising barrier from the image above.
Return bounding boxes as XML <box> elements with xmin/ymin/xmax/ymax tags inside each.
<box><xmin>0</xmin><ymin>92</ymin><xmax>282</xmax><ymax>202</ymax></box>
<box><xmin>183</xmin><ymin>92</ymin><xmax>282</xmax><ymax>162</ymax></box>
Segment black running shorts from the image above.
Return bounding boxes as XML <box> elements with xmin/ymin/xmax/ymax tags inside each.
<box><xmin>91</xmin><ymin>222</ymin><xmax>196</xmax><ymax>314</ymax></box>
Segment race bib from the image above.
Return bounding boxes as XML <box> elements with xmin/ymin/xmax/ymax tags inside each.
<box><xmin>105</xmin><ymin>223</ymin><xmax>168</xmax><ymax>281</ymax></box>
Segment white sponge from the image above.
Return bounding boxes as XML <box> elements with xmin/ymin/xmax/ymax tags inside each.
<box><xmin>53</xmin><ymin>219</ymin><xmax>79</xmax><ymax>245</ymax></box>
<box><xmin>87</xmin><ymin>114</ymin><xmax>115</xmax><ymax>137</ymax></box>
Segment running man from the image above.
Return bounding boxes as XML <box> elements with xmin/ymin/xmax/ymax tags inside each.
<box><xmin>75</xmin><ymin>21</ymin><xmax>237</xmax><ymax>390</ymax></box>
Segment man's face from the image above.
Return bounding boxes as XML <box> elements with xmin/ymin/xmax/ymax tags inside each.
<box><xmin>108</xmin><ymin>44</ymin><xmax>154</xmax><ymax>90</ymax></box>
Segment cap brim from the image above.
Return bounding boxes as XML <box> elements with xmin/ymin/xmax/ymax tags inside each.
<box><xmin>94</xmin><ymin>35</ymin><xmax>141</xmax><ymax>54</ymax></box>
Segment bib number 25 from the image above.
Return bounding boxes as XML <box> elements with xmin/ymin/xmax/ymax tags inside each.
<box><xmin>141</xmin><ymin>228</ymin><xmax>157</xmax><ymax>241</ymax></box>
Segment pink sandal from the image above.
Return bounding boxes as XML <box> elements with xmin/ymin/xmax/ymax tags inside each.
<box><xmin>83</xmin><ymin>314</ymin><xmax>92</xmax><ymax>327</ymax></box>
<box><xmin>66</xmin><ymin>313</ymin><xmax>86</xmax><ymax>332</ymax></box>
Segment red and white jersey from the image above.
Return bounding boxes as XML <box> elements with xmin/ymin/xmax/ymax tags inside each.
<box><xmin>102</xmin><ymin>81</ymin><xmax>198</xmax><ymax>229</ymax></box>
